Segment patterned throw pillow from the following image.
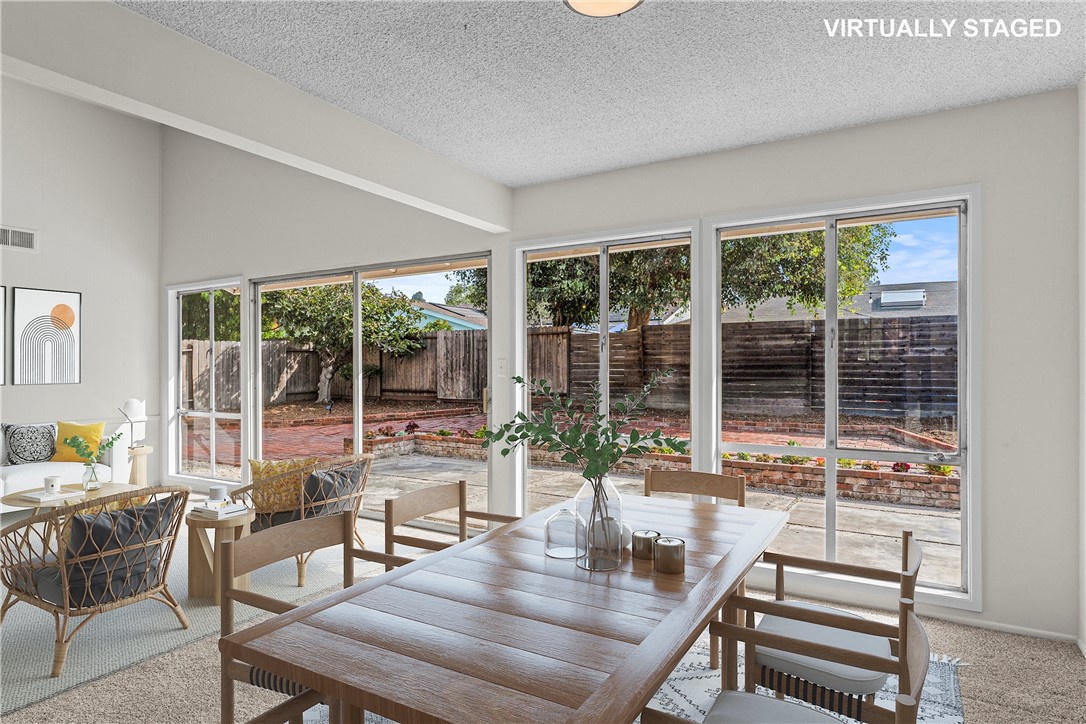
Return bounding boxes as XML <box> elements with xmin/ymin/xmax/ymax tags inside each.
<box><xmin>248</xmin><ymin>457</ymin><xmax>319</xmax><ymax>512</ymax></box>
<box><xmin>3</xmin><ymin>423</ymin><xmax>57</xmax><ymax>465</ymax></box>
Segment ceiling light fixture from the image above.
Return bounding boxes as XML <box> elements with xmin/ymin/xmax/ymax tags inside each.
<box><xmin>564</xmin><ymin>1</ymin><xmax>643</xmax><ymax>18</ymax></box>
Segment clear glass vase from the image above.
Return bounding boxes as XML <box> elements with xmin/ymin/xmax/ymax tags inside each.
<box><xmin>82</xmin><ymin>464</ymin><xmax>102</xmax><ymax>491</ymax></box>
<box><xmin>574</xmin><ymin>476</ymin><xmax>623</xmax><ymax>571</ymax></box>
<box><xmin>544</xmin><ymin>508</ymin><xmax>579</xmax><ymax>559</ymax></box>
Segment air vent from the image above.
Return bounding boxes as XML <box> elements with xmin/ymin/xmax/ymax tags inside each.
<box><xmin>0</xmin><ymin>226</ymin><xmax>37</xmax><ymax>251</ymax></box>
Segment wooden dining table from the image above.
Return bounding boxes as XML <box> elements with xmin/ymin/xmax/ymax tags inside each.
<box><xmin>220</xmin><ymin>494</ymin><xmax>788</xmax><ymax>724</ymax></box>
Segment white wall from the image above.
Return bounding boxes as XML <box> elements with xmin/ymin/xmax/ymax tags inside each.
<box><xmin>1079</xmin><ymin>77</ymin><xmax>1085</xmax><ymax>655</ymax></box>
<box><xmin>0</xmin><ymin>79</ymin><xmax>162</xmax><ymax>480</ymax></box>
<box><xmin>160</xmin><ymin>129</ymin><xmax>501</xmax><ymax>285</ymax></box>
<box><xmin>512</xmin><ymin>89</ymin><xmax>1082</xmax><ymax>639</ymax></box>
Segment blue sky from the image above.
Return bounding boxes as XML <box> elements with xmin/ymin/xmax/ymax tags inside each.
<box><xmin>878</xmin><ymin>216</ymin><xmax>958</xmax><ymax>285</ymax></box>
<box><xmin>372</xmin><ymin>273</ymin><xmax>457</xmax><ymax>304</ymax></box>
<box><xmin>368</xmin><ymin>216</ymin><xmax>958</xmax><ymax>304</ymax></box>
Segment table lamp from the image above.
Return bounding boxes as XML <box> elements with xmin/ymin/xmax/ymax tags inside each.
<box><xmin>119</xmin><ymin>398</ymin><xmax>147</xmax><ymax>448</ymax></box>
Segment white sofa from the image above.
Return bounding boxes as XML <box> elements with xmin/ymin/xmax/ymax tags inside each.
<box><xmin>0</xmin><ymin>428</ymin><xmax>113</xmax><ymax>513</ymax></box>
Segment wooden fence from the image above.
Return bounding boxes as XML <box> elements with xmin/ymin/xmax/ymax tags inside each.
<box><xmin>181</xmin><ymin>315</ymin><xmax>957</xmax><ymax>418</ymax></box>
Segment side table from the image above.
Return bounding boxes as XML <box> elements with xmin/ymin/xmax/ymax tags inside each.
<box><xmin>186</xmin><ymin>508</ymin><xmax>256</xmax><ymax>605</ymax></box>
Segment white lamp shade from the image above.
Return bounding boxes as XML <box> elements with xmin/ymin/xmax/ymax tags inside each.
<box><xmin>565</xmin><ymin>1</ymin><xmax>643</xmax><ymax>17</ymax></box>
<box><xmin>121</xmin><ymin>398</ymin><xmax>147</xmax><ymax>421</ymax></box>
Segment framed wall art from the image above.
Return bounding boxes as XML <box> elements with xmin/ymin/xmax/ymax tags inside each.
<box><xmin>13</xmin><ymin>287</ymin><xmax>81</xmax><ymax>385</ymax></box>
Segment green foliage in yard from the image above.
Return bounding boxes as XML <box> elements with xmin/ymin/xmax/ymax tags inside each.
<box><xmin>447</xmin><ymin>223</ymin><xmax>893</xmax><ymax>326</ymax></box>
<box><xmin>262</xmin><ymin>282</ymin><xmax>427</xmax><ymax>405</ymax></box>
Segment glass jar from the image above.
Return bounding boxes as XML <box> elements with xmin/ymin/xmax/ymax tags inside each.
<box><xmin>544</xmin><ymin>508</ymin><xmax>579</xmax><ymax>559</ymax></box>
<box><xmin>574</xmin><ymin>475</ymin><xmax>623</xmax><ymax>571</ymax></box>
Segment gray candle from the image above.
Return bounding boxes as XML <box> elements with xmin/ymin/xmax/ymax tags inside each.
<box><xmin>632</xmin><ymin>530</ymin><xmax>660</xmax><ymax>560</ymax></box>
<box><xmin>653</xmin><ymin>537</ymin><xmax>685</xmax><ymax>574</ymax></box>
<box><xmin>209</xmin><ymin>484</ymin><xmax>228</xmax><ymax>502</ymax></box>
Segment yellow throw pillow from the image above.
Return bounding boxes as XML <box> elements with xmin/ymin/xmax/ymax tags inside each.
<box><xmin>52</xmin><ymin>422</ymin><xmax>106</xmax><ymax>463</ymax></box>
<box><xmin>249</xmin><ymin>457</ymin><xmax>319</xmax><ymax>512</ymax></box>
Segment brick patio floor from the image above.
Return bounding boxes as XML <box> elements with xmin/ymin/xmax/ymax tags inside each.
<box><xmin>182</xmin><ymin>413</ymin><xmax>935</xmax><ymax>469</ymax></box>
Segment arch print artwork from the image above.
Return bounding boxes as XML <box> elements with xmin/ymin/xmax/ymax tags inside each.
<box><xmin>13</xmin><ymin>288</ymin><xmax>81</xmax><ymax>385</ymax></box>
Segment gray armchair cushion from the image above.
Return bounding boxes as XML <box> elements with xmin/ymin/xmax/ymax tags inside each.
<box><xmin>55</xmin><ymin>497</ymin><xmax>178</xmax><ymax>609</ymax></box>
<box><xmin>252</xmin><ymin>462</ymin><xmax>364</xmax><ymax>533</ymax></box>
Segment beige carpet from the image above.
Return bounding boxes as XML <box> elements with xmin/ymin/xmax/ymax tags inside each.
<box><xmin>3</xmin><ymin>513</ymin><xmax>1083</xmax><ymax>724</ymax></box>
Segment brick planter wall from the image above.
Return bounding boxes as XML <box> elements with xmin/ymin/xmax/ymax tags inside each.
<box><xmin>719</xmin><ymin>460</ymin><xmax>959</xmax><ymax>509</ymax></box>
<box><xmin>347</xmin><ymin>435</ymin><xmax>959</xmax><ymax>510</ymax></box>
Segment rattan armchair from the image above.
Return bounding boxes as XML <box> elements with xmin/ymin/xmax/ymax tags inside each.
<box><xmin>231</xmin><ymin>454</ymin><xmax>372</xmax><ymax>587</ymax></box>
<box><xmin>0</xmin><ymin>486</ymin><xmax>190</xmax><ymax>676</ymax></box>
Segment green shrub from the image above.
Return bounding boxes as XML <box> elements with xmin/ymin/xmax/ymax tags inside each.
<box><xmin>435</xmin><ymin>428</ymin><xmax>453</xmax><ymax>437</ymax></box>
<box><xmin>925</xmin><ymin>464</ymin><xmax>953</xmax><ymax>476</ymax></box>
<box><xmin>736</xmin><ymin>452</ymin><xmax>751</xmax><ymax>461</ymax></box>
<box><xmin>780</xmin><ymin>454</ymin><xmax>811</xmax><ymax>465</ymax></box>
<box><xmin>837</xmin><ymin>458</ymin><xmax>856</xmax><ymax>469</ymax></box>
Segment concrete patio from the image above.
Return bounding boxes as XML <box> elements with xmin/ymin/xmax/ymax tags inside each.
<box><xmin>364</xmin><ymin>453</ymin><xmax>962</xmax><ymax>590</ymax></box>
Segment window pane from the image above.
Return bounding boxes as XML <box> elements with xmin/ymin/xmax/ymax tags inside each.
<box><xmin>180</xmin><ymin>415</ymin><xmax>210</xmax><ymax>477</ymax></box>
<box><xmin>359</xmin><ymin>262</ymin><xmax>490</xmax><ymax>528</ymax></box>
<box><xmin>608</xmin><ymin>238</ymin><xmax>691</xmax><ymax>472</ymax></box>
<box><xmin>259</xmin><ymin>275</ymin><xmax>354</xmax><ymax>460</ymax></box>
<box><xmin>720</xmin><ymin>225</ymin><xmax>827</xmax><ymax>449</ymax></box>
<box><xmin>213</xmin><ymin>289</ymin><xmax>242</xmax><ymax>414</ymax></box>
<box><xmin>213</xmin><ymin>418</ymin><xmax>242</xmax><ymax>481</ymax></box>
<box><xmin>833</xmin><ymin>457</ymin><xmax>962</xmax><ymax>590</ymax></box>
<box><xmin>837</xmin><ymin>210</ymin><xmax>959</xmax><ymax>454</ymax></box>
<box><xmin>525</xmin><ymin>246</ymin><xmax>602</xmax><ymax>514</ymax></box>
<box><xmin>722</xmin><ymin>448</ymin><xmax>825</xmax><ymax>558</ymax></box>
<box><xmin>179</xmin><ymin>291</ymin><xmax>210</xmax><ymax>412</ymax></box>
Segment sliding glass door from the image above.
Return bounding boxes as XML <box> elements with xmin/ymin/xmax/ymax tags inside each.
<box><xmin>715</xmin><ymin>203</ymin><xmax>966</xmax><ymax>590</ymax></box>
<box><xmin>522</xmin><ymin>235</ymin><xmax>693</xmax><ymax>514</ymax></box>
<box><xmin>252</xmin><ymin>256</ymin><xmax>491</xmax><ymax>527</ymax></box>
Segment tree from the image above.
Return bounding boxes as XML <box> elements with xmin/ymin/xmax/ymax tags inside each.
<box><xmin>262</xmin><ymin>282</ymin><xmax>427</xmax><ymax>405</ymax></box>
<box><xmin>449</xmin><ymin>225</ymin><xmax>893</xmax><ymax>326</ymax></box>
<box><xmin>720</xmin><ymin>225</ymin><xmax>894</xmax><ymax>316</ymax></box>
<box><xmin>411</xmin><ymin>291</ymin><xmax>425</xmax><ymax>302</ymax></box>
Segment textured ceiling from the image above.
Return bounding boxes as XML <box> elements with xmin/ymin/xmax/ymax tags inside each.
<box><xmin>118</xmin><ymin>1</ymin><xmax>1084</xmax><ymax>188</ymax></box>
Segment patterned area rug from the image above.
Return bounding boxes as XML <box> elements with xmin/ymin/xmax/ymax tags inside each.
<box><xmin>304</xmin><ymin>633</ymin><xmax>965</xmax><ymax>723</ymax></box>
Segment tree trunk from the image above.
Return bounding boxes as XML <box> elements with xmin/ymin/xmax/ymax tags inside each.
<box><xmin>316</xmin><ymin>363</ymin><xmax>336</xmax><ymax>406</ymax></box>
<box><xmin>627</xmin><ymin>307</ymin><xmax>652</xmax><ymax>331</ymax></box>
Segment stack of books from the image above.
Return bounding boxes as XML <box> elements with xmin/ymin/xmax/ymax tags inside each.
<box><xmin>189</xmin><ymin>499</ymin><xmax>248</xmax><ymax>520</ymax></box>
<box><xmin>20</xmin><ymin>488</ymin><xmax>85</xmax><ymax>504</ymax></box>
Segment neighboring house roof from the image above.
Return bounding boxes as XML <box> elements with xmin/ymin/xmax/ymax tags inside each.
<box><xmin>411</xmin><ymin>300</ymin><xmax>487</xmax><ymax>330</ymax></box>
<box><xmin>643</xmin><ymin>281</ymin><xmax>957</xmax><ymax>325</ymax></box>
<box><xmin>717</xmin><ymin>280</ymin><xmax>958</xmax><ymax>323</ymax></box>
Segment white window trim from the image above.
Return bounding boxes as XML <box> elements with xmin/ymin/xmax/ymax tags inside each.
<box><xmin>163</xmin><ymin>276</ymin><xmax>246</xmax><ymax>492</ymax></box>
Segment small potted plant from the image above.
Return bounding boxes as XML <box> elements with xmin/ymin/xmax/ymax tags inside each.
<box><xmin>484</xmin><ymin>371</ymin><xmax>687</xmax><ymax>572</ymax></box>
<box><xmin>64</xmin><ymin>431</ymin><xmax>123</xmax><ymax>491</ymax></box>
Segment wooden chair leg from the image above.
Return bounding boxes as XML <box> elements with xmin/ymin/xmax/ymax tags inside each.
<box><xmin>51</xmin><ymin>639</ymin><xmax>71</xmax><ymax>677</ymax></box>
<box><xmin>296</xmin><ymin>553</ymin><xmax>307</xmax><ymax>587</ymax></box>
<box><xmin>709</xmin><ymin>608</ymin><xmax>720</xmax><ymax>670</ymax></box>
<box><xmin>221</xmin><ymin>653</ymin><xmax>235</xmax><ymax>724</ymax></box>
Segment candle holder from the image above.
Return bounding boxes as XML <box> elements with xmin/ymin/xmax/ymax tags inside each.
<box><xmin>632</xmin><ymin>530</ymin><xmax>659</xmax><ymax>560</ymax></box>
<box><xmin>653</xmin><ymin>537</ymin><xmax>686</xmax><ymax>574</ymax></box>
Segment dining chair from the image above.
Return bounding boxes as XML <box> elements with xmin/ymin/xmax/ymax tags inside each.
<box><xmin>734</xmin><ymin>530</ymin><xmax>924</xmax><ymax>718</ymax></box>
<box><xmin>644</xmin><ymin>468</ymin><xmax>745</xmax><ymax>669</ymax></box>
<box><xmin>220</xmin><ymin>509</ymin><xmax>364</xmax><ymax>724</ymax></box>
<box><xmin>360</xmin><ymin>479</ymin><xmax>518</xmax><ymax>571</ymax></box>
<box><xmin>0</xmin><ymin>486</ymin><xmax>190</xmax><ymax>676</ymax></box>
<box><xmin>231</xmin><ymin>453</ymin><xmax>373</xmax><ymax>586</ymax></box>
<box><xmin>643</xmin><ymin>598</ymin><xmax>930</xmax><ymax>724</ymax></box>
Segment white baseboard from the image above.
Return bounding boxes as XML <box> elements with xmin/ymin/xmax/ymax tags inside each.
<box><xmin>1078</xmin><ymin>638</ymin><xmax>1085</xmax><ymax>658</ymax></box>
<box><xmin>925</xmin><ymin>610</ymin><xmax>1079</xmax><ymax>644</ymax></box>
